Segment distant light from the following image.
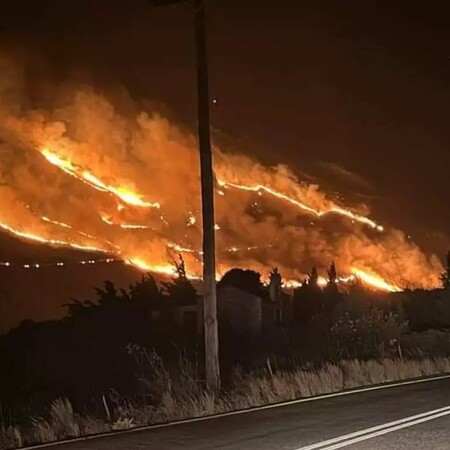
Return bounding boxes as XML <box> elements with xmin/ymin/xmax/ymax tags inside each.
<box><xmin>212</xmin><ymin>98</ymin><xmax>217</xmax><ymax>104</ymax></box>
<box><xmin>214</xmin><ymin>224</ymin><xmax>221</xmax><ymax>230</ymax></box>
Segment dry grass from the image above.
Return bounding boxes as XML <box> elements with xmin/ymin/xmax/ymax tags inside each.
<box><xmin>0</xmin><ymin>426</ymin><xmax>22</xmax><ymax>449</ymax></box>
<box><xmin>2</xmin><ymin>356</ymin><xmax>450</xmax><ymax>449</ymax></box>
<box><xmin>27</xmin><ymin>398</ymin><xmax>81</xmax><ymax>446</ymax></box>
<box><xmin>47</xmin><ymin>398</ymin><xmax>80</xmax><ymax>439</ymax></box>
<box><xmin>224</xmin><ymin>356</ymin><xmax>450</xmax><ymax>410</ymax></box>
<box><xmin>137</xmin><ymin>356</ymin><xmax>450</xmax><ymax>421</ymax></box>
<box><xmin>31</xmin><ymin>418</ymin><xmax>56</xmax><ymax>444</ymax></box>
<box><xmin>77</xmin><ymin>415</ymin><xmax>110</xmax><ymax>436</ymax></box>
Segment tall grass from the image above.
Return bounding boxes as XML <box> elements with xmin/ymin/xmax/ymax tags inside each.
<box><xmin>2</xmin><ymin>355</ymin><xmax>450</xmax><ymax>449</ymax></box>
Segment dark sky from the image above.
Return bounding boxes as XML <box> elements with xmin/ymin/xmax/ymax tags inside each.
<box><xmin>0</xmin><ymin>0</ymin><xmax>449</xmax><ymax>249</ymax></box>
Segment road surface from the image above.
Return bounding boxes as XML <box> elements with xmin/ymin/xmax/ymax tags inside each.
<box><xmin>38</xmin><ymin>375</ymin><xmax>450</xmax><ymax>449</ymax></box>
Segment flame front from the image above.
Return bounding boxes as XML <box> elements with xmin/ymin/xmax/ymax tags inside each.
<box><xmin>0</xmin><ymin>73</ymin><xmax>443</xmax><ymax>292</ymax></box>
<box><xmin>41</xmin><ymin>148</ymin><xmax>160</xmax><ymax>208</ymax></box>
<box><xmin>351</xmin><ymin>268</ymin><xmax>402</xmax><ymax>292</ymax></box>
<box><xmin>0</xmin><ymin>222</ymin><xmax>109</xmax><ymax>254</ymax></box>
<box><xmin>217</xmin><ymin>180</ymin><xmax>384</xmax><ymax>231</ymax></box>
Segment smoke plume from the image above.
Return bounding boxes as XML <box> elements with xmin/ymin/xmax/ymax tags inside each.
<box><xmin>0</xmin><ymin>53</ymin><xmax>442</xmax><ymax>290</ymax></box>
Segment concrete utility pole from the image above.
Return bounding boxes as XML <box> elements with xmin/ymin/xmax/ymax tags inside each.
<box><xmin>150</xmin><ymin>0</ymin><xmax>220</xmax><ymax>392</ymax></box>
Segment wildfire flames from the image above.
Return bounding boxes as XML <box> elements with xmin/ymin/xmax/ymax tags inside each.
<box><xmin>41</xmin><ymin>148</ymin><xmax>160</xmax><ymax>209</ymax></box>
<box><xmin>0</xmin><ymin>54</ymin><xmax>443</xmax><ymax>293</ymax></box>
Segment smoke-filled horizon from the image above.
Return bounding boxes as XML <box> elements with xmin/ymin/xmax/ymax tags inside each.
<box><xmin>0</xmin><ymin>53</ymin><xmax>443</xmax><ymax>291</ymax></box>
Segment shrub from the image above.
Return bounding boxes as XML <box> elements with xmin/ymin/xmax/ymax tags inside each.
<box><xmin>329</xmin><ymin>308</ymin><xmax>408</xmax><ymax>359</ymax></box>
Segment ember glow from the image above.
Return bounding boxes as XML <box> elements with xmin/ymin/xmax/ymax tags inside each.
<box><xmin>0</xmin><ymin>65</ymin><xmax>443</xmax><ymax>292</ymax></box>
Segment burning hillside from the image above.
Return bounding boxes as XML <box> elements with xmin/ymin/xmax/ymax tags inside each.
<box><xmin>0</xmin><ymin>54</ymin><xmax>443</xmax><ymax>292</ymax></box>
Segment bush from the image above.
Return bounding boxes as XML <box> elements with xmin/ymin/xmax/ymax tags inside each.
<box><xmin>329</xmin><ymin>308</ymin><xmax>408</xmax><ymax>360</ymax></box>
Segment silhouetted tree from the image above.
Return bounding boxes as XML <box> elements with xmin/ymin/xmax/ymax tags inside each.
<box><xmin>63</xmin><ymin>299</ymin><xmax>95</xmax><ymax>318</ymax></box>
<box><xmin>441</xmin><ymin>251</ymin><xmax>450</xmax><ymax>290</ymax></box>
<box><xmin>268</xmin><ymin>267</ymin><xmax>284</xmax><ymax>324</ymax></box>
<box><xmin>268</xmin><ymin>267</ymin><xmax>282</xmax><ymax>303</ymax></box>
<box><xmin>293</xmin><ymin>267</ymin><xmax>324</xmax><ymax>325</ymax></box>
<box><xmin>308</xmin><ymin>266</ymin><xmax>324</xmax><ymax>309</ymax></box>
<box><xmin>217</xmin><ymin>268</ymin><xmax>264</xmax><ymax>297</ymax></box>
<box><xmin>324</xmin><ymin>261</ymin><xmax>342</xmax><ymax>316</ymax></box>
<box><xmin>129</xmin><ymin>273</ymin><xmax>163</xmax><ymax>308</ymax></box>
<box><xmin>162</xmin><ymin>255</ymin><xmax>198</xmax><ymax>305</ymax></box>
<box><xmin>327</xmin><ymin>262</ymin><xmax>337</xmax><ymax>288</ymax></box>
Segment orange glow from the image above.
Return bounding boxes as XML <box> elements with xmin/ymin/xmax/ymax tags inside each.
<box><xmin>0</xmin><ymin>218</ymin><xmax>409</xmax><ymax>292</ymax></box>
<box><xmin>41</xmin><ymin>216</ymin><xmax>72</xmax><ymax>229</ymax></box>
<box><xmin>30</xmin><ymin>148</ymin><xmax>422</xmax><ymax>292</ymax></box>
<box><xmin>119</xmin><ymin>224</ymin><xmax>149</xmax><ymax>230</ymax></box>
<box><xmin>100</xmin><ymin>215</ymin><xmax>114</xmax><ymax>226</ymax></box>
<box><xmin>126</xmin><ymin>258</ymin><xmax>175</xmax><ymax>276</ymax></box>
<box><xmin>41</xmin><ymin>148</ymin><xmax>160</xmax><ymax>208</ymax></box>
<box><xmin>283</xmin><ymin>270</ymin><xmax>401</xmax><ymax>292</ymax></box>
<box><xmin>187</xmin><ymin>214</ymin><xmax>197</xmax><ymax>226</ymax></box>
<box><xmin>101</xmin><ymin>215</ymin><xmax>149</xmax><ymax>229</ymax></box>
<box><xmin>167</xmin><ymin>242</ymin><xmax>196</xmax><ymax>253</ymax></box>
<box><xmin>217</xmin><ymin>180</ymin><xmax>384</xmax><ymax>231</ymax></box>
<box><xmin>0</xmin><ymin>222</ymin><xmax>108</xmax><ymax>253</ymax></box>
<box><xmin>17</xmin><ymin>149</ymin><xmax>433</xmax><ymax>293</ymax></box>
<box><xmin>351</xmin><ymin>268</ymin><xmax>401</xmax><ymax>292</ymax></box>
<box><xmin>0</xmin><ymin>85</ymin><xmax>440</xmax><ymax>294</ymax></box>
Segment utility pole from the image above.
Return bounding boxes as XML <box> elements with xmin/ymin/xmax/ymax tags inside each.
<box><xmin>194</xmin><ymin>0</ymin><xmax>220</xmax><ymax>393</ymax></box>
<box><xmin>150</xmin><ymin>0</ymin><xmax>220</xmax><ymax>392</ymax></box>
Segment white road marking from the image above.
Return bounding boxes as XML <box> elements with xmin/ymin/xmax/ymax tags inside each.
<box><xmin>297</xmin><ymin>405</ymin><xmax>450</xmax><ymax>450</ymax></box>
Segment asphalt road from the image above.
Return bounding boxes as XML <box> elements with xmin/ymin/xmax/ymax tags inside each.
<box><xmin>41</xmin><ymin>375</ymin><xmax>450</xmax><ymax>450</ymax></box>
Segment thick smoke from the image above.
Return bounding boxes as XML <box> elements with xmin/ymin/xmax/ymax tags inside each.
<box><xmin>0</xmin><ymin>54</ymin><xmax>443</xmax><ymax>288</ymax></box>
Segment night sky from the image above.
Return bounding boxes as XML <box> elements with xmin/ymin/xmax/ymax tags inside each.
<box><xmin>0</xmin><ymin>0</ymin><xmax>448</xmax><ymax>329</ymax></box>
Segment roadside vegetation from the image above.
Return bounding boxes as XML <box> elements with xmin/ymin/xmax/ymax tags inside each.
<box><xmin>2</xmin><ymin>354</ymin><xmax>450</xmax><ymax>449</ymax></box>
<box><xmin>1</xmin><ymin>255</ymin><xmax>450</xmax><ymax>449</ymax></box>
